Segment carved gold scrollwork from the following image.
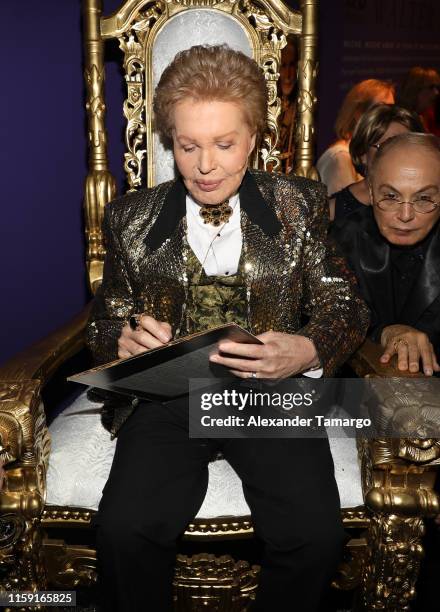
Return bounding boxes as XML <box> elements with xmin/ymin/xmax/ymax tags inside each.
<box><xmin>360</xmin><ymin>514</ymin><xmax>424</xmax><ymax>611</ymax></box>
<box><xmin>85</xmin><ymin>64</ymin><xmax>107</xmax><ymax>151</ymax></box>
<box><xmin>398</xmin><ymin>438</ymin><xmax>440</xmax><ymax>463</ymax></box>
<box><xmin>0</xmin><ymin>514</ymin><xmax>26</xmax><ymax>551</ymax></box>
<box><xmin>0</xmin><ymin>519</ymin><xmax>47</xmax><ymax>592</ymax></box>
<box><xmin>174</xmin><ymin>553</ymin><xmax>259</xmax><ymax>611</ymax></box>
<box><xmin>84</xmin><ymin>63</ymin><xmax>117</xmax><ymax>283</ymax></box>
<box><xmin>293</xmin><ymin>0</ymin><xmax>318</xmax><ymax>179</ymax></box>
<box><xmin>118</xmin><ymin>1</ymin><xmax>168</xmax><ymax>190</ymax></box>
<box><xmin>0</xmin><ymin>381</ymin><xmax>48</xmax><ymax>468</ymax></box>
<box><xmin>43</xmin><ymin>541</ymin><xmax>97</xmax><ymax>589</ymax></box>
<box><xmin>0</xmin><ymin>380</ymin><xmax>49</xmax><ymax>593</ymax></box>
<box><xmin>259</xmin><ymin>50</ymin><xmax>283</xmax><ymax>172</ymax></box>
<box><xmin>0</xmin><ymin>413</ymin><xmax>23</xmax><ymax>465</ymax></box>
<box><xmin>111</xmin><ymin>0</ymin><xmax>309</xmax><ymax>187</ymax></box>
<box><xmin>119</xmin><ymin>31</ymin><xmax>149</xmax><ymax>190</ymax></box>
<box><xmin>236</xmin><ymin>0</ymin><xmax>286</xmax><ymax>172</ymax></box>
<box><xmin>83</xmin><ymin>0</ymin><xmax>117</xmax><ymax>291</ymax></box>
<box><xmin>333</xmin><ymin>540</ymin><xmax>367</xmax><ymax>591</ymax></box>
<box><xmin>84</xmin><ymin>168</ymin><xmax>116</xmax><ymax>292</ymax></box>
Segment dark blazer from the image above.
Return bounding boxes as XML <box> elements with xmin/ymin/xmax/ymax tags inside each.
<box><xmin>331</xmin><ymin>206</ymin><xmax>440</xmax><ymax>352</ymax></box>
<box><xmin>87</xmin><ymin>170</ymin><xmax>370</xmax><ymax>436</ymax></box>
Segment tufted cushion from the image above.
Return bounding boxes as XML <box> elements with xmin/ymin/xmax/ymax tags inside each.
<box><xmin>46</xmin><ymin>391</ymin><xmax>364</xmax><ymax>516</ymax></box>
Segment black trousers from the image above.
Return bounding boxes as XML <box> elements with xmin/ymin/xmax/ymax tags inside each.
<box><xmin>95</xmin><ymin>398</ymin><xmax>346</xmax><ymax>611</ymax></box>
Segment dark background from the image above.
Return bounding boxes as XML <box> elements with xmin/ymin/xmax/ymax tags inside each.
<box><xmin>2</xmin><ymin>0</ymin><xmax>440</xmax><ymax>366</ymax></box>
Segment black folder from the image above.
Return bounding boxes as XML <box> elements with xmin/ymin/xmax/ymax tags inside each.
<box><xmin>69</xmin><ymin>323</ymin><xmax>262</xmax><ymax>401</ymax></box>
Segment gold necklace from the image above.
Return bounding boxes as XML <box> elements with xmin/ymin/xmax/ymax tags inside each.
<box><xmin>199</xmin><ymin>200</ymin><xmax>233</xmax><ymax>226</ymax></box>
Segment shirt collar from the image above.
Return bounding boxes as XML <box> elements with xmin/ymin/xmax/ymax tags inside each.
<box><xmin>145</xmin><ymin>170</ymin><xmax>282</xmax><ymax>251</ymax></box>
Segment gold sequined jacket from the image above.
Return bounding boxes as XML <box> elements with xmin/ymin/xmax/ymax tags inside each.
<box><xmin>87</xmin><ymin>170</ymin><xmax>369</xmax><ymax>435</ymax></box>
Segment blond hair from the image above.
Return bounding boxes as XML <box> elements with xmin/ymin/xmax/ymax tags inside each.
<box><xmin>153</xmin><ymin>45</ymin><xmax>268</xmax><ymax>142</ymax></box>
<box><xmin>335</xmin><ymin>79</ymin><xmax>395</xmax><ymax>140</ymax></box>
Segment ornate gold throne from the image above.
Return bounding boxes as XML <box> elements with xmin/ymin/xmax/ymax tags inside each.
<box><xmin>0</xmin><ymin>1</ymin><xmax>439</xmax><ymax>610</ymax></box>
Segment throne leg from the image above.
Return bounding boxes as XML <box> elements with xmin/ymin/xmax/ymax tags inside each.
<box><xmin>356</xmin><ymin>512</ymin><xmax>424</xmax><ymax>611</ymax></box>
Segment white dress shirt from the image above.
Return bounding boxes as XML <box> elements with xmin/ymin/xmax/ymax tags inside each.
<box><xmin>185</xmin><ymin>192</ymin><xmax>323</xmax><ymax>377</ymax></box>
<box><xmin>186</xmin><ymin>193</ymin><xmax>241</xmax><ymax>276</ymax></box>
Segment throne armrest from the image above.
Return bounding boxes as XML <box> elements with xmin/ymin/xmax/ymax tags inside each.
<box><xmin>351</xmin><ymin>340</ymin><xmax>440</xmax><ymax>518</ymax></box>
<box><xmin>349</xmin><ymin>338</ymin><xmax>425</xmax><ymax>379</ymax></box>
<box><xmin>0</xmin><ymin>305</ymin><xmax>91</xmax><ymax>382</ymax></box>
<box><xmin>0</xmin><ymin>305</ymin><xmax>91</xmax><ymax>466</ymax></box>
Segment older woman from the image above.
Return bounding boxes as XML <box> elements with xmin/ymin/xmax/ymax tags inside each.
<box><xmin>329</xmin><ymin>104</ymin><xmax>424</xmax><ymax>220</ymax></box>
<box><xmin>88</xmin><ymin>45</ymin><xmax>369</xmax><ymax>611</ymax></box>
<box><xmin>332</xmin><ymin>132</ymin><xmax>440</xmax><ymax>376</ymax></box>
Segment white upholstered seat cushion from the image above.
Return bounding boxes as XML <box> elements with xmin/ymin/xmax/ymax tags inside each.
<box><xmin>46</xmin><ymin>391</ymin><xmax>364</xmax><ymax>516</ymax></box>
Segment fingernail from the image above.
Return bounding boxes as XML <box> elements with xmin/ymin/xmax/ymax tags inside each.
<box><xmin>210</xmin><ymin>354</ymin><xmax>219</xmax><ymax>361</ymax></box>
<box><xmin>425</xmin><ymin>368</ymin><xmax>433</xmax><ymax>376</ymax></box>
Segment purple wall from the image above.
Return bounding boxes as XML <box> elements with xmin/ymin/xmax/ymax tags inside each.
<box><xmin>316</xmin><ymin>0</ymin><xmax>440</xmax><ymax>155</ymax></box>
<box><xmin>2</xmin><ymin>0</ymin><xmax>440</xmax><ymax>366</ymax></box>
<box><xmin>0</xmin><ymin>2</ymin><xmax>88</xmax><ymax>366</ymax></box>
<box><xmin>0</xmin><ymin>1</ymin><xmax>127</xmax><ymax>367</ymax></box>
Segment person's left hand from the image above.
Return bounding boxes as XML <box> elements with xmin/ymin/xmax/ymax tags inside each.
<box><xmin>209</xmin><ymin>331</ymin><xmax>319</xmax><ymax>379</ymax></box>
<box><xmin>380</xmin><ymin>324</ymin><xmax>440</xmax><ymax>376</ymax></box>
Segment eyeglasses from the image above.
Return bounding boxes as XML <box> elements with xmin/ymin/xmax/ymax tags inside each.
<box><xmin>375</xmin><ymin>195</ymin><xmax>440</xmax><ymax>213</ymax></box>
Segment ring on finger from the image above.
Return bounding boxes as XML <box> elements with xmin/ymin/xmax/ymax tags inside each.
<box><xmin>393</xmin><ymin>338</ymin><xmax>409</xmax><ymax>351</ymax></box>
<box><xmin>129</xmin><ymin>313</ymin><xmax>142</xmax><ymax>331</ymax></box>
<box><xmin>249</xmin><ymin>371</ymin><xmax>258</xmax><ymax>379</ymax></box>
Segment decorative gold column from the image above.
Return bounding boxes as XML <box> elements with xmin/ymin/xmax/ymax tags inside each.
<box><xmin>294</xmin><ymin>0</ymin><xmax>318</xmax><ymax>179</ymax></box>
<box><xmin>358</xmin><ymin>508</ymin><xmax>425</xmax><ymax>611</ymax></box>
<box><xmin>83</xmin><ymin>0</ymin><xmax>116</xmax><ymax>292</ymax></box>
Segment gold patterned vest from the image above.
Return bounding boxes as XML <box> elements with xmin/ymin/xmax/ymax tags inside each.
<box><xmin>185</xmin><ymin>246</ymin><xmax>249</xmax><ymax>334</ymax></box>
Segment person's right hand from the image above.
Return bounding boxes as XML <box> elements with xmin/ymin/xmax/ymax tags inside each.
<box><xmin>118</xmin><ymin>315</ymin><xmax>172</xmax><ymax>358</ymax></box>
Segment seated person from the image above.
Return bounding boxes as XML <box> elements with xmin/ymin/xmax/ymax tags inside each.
<box><xmin>87</xmin><ymin>44</ymin><xmax>369</xmax><ymax>611</ymax></box>
<box><xmin>316</xmin><ymin>79</ymin><xmax>395</xmax><ymax>197</ymax></box>
<box><xmin>330</xmin><ymin>104</ymin><xmax>424</xmax><ymax>221</ymax></box>
<box><xmin>331</xmin><ymin>132</ymin><xmax>440</xmax><ymax>376</ymax></box>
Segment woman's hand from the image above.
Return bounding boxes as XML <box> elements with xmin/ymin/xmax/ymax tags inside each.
<box><xmin>380</xmin><ymin>324</ymin><xmax>440</xmax><ymax>376</ymax></box>
<box><xmin>118</xmin><ymin>315</ymin><xmax>172</xmax><ymax>358</ymax></box>
<box><xmin>209</xmin><ymin>331</ymin><xmax>319</xmax><ymax>379</ymax></box>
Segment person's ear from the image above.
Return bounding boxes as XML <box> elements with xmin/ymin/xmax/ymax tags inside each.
<box><xmin>248</xmin><ymin>132</ymin><xmax>257</xmax><ymax>155</ymax></box>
